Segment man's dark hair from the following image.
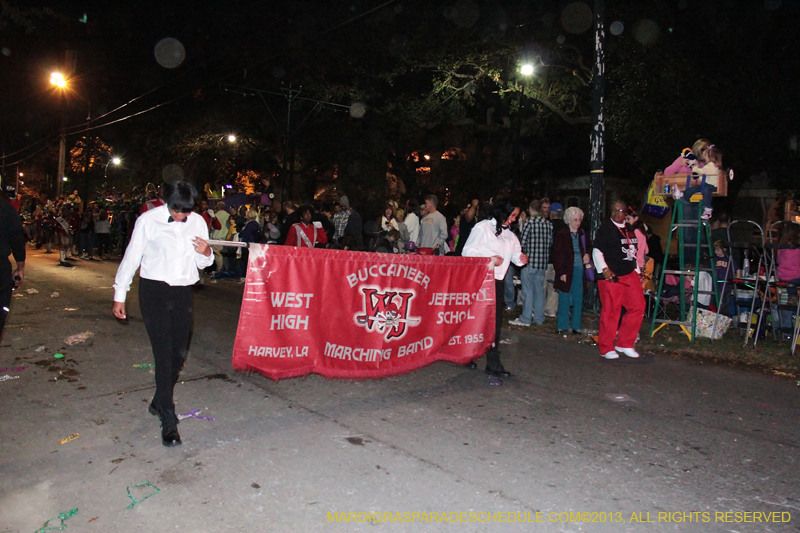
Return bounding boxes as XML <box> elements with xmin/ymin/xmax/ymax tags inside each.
<box><xmin>162</xmin><ymin>181</ymin><xmax>199</xmax><ymax>213</ymax></box>
<box><xmin>297</xmin><ymin>205</ymin><xmax>313</xmax><ymax>218</ymax></box>
<box><xmin>407</xmin><ymin>198</ymin><xmax>419</xmax><ymax>213</ymax></box>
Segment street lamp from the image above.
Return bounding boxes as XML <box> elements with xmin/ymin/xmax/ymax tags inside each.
<box><xmin>227</xmin><ymin>134</ymin><xmax>236</xmax><ymax>143</ymax></box>
<box><xmin>104</xmin><ymin>157</ymin><xmax>121</xmax><ymax>178</ymax></box>
<box><xmin>50</xmin><ymin>72</ymin><xmax>68</xmax><ymax>198</ymax></box>
<box><xmin>105</xmin><ymin>157</ymin><xmax>121</xmax><ymax>190</ymax></box>
<box><xmin>50</xmin><ymin>72</ymin><xmax>66</xmax><ymax>88</ymax></box>
<box><xmin>513</xmin><ymin>62</ymin><xmax>537</xmax><ymax>192</ymax></box>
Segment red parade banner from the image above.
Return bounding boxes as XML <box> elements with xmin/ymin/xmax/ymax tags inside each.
<box><xmin>232</xmin><ymin>245</ymin><xmax>496</xmax><ymax>380</ymax></box>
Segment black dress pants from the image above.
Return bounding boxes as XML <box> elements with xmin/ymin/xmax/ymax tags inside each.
<box><xmin>486</xmin><ymin>279</ymin><xmax>504</xmax><ymax>369</ymax></box>
<box><xmin>0</xmin><ymin>261</ymin><xmax>12</xmax><ymax>339</ymax></box>
<box><xmin>139</xmin><ymin>278</ymin><xmax>193</xmax><ymax>411</ymax></box>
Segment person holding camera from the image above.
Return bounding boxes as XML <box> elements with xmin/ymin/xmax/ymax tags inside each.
<box><xmin>592</xmin><ymin>200</ymin><xmax>645</xmax><ymax>360</ymax></box>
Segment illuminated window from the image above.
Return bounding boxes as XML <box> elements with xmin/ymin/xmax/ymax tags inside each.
<box><xmin>441</xmin><ymin>148</ymin><xmax>466</xmax><ymax>161</ymax></box>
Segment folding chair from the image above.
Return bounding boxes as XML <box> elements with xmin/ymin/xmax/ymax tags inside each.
<box><xmin>727</xmin><ymin>220</ymin><xmax>767</xmax><ymax>346</ymax></box>
<box><xmin>763</xmin><ymin>221</ymin><xmax>800</xmax><ymax>353</ymax></box>
<box><xmin>650</xmin><ymin>274</ymin><xmax>682</xmax><ymax>322</ymax></box>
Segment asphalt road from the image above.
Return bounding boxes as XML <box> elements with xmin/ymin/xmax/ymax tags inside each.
<box><xmin>1</xmin><ymin>248</ymin><xmax>798</xmax><ymax>533</ymax></box>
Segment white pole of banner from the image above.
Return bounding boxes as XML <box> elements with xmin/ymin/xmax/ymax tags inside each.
<box><xmin>205</xmin><ymin>239</ymin><xmax>248</xmax><ymax>248</ymax></box>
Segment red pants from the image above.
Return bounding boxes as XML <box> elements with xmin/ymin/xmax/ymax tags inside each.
<box><xmin>597</xmin><ymin>271</ymin><xmax>645</xmax><ymax>355</ymax></box>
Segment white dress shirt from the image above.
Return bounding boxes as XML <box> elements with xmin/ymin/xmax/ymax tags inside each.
<box><xmin>462</xmin><ymin>218</ymin><xmax>525</xmax><ymax>280</ymax></box>
<box><xmin>114</xmin><ymin>205</ymin><xmax>214</xmax><ymax>302</ymax></box>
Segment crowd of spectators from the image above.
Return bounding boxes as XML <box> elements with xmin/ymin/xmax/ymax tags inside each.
<box><xmin>9</xmin><ymin>180</ymin><xmax>600</xmax><ymax>283</ymax></box>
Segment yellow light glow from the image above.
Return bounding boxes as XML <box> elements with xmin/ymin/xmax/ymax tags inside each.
<box><xmin>50</xmin><ymin>72</ymin><xmax>67</xmax><ymax>88</ymax></box>
<box><xmin>228</xmin><ymin>135</ymin><xmax>236</xmax><ymax>142</ymax></box>
<box><xmin>520</xmin><ymin>64</ymin><xmax>535</xmax><ymax>76</ymax></box>
<box><xmin>441</xmin><ymin>148</ymin><xmax>466</xmax><ymax>160</ymax></box>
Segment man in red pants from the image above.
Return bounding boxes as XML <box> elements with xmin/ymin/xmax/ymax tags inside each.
<box><xmin>591</xmin><ymin>200</ymin><xmax>645</xmax><ymax>359</ymax></box>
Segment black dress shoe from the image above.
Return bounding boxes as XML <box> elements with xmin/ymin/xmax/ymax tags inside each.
<box><xmin>160</xmin><ymin>409</ymin><xmax>182</xmax><ymax>447</ymax></box>
<box><xmin>162</xmin><ymin>426</ymin><xmax>182</xmax><ymax>447</ymax></box>
<box><xmin>485</xmin><ymin>366</ymin><xmax>511</xmax><ymax>378</ymax></box>
<box><xmin>466</xmin><ymin>361</ymin><xmax>477</xmax><ymax>369</ymax></box>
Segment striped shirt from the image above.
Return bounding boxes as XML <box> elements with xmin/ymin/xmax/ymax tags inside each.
<box><xmin>332</xmin><ymin>209</ymin><xmax>351</xmax><ymax>240</ymax></box>
<box><xmin>519</xmin><ymin>215</ymin><xmax>552</xmax><ymax>270</ymax></box>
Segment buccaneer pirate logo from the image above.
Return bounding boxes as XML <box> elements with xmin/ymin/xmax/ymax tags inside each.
<box><xmin>354</xmin><ymin>287</ymin><xmax>421</xmax><ymax>340</ymax></box>
<box><xmin>622</xmin><ymin>244</ymin><xmax>637</xmax><ymax>262</ymax></box>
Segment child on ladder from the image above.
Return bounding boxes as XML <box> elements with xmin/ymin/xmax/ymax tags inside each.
<box><xmin>673</xmin><ymin>141</ymin><xmax>728</xmax><ymax>220</ymax></box>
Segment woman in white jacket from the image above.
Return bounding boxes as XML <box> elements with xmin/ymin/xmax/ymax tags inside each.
<box><xmin>462</xmin><ymin>199</ymin><xmax>528</xmax><ymax>378</ymax></box>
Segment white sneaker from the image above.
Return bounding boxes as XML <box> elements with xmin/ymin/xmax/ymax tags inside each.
<box><xmin>672</xmin><ymin>188</ymin><xmax>683</xmax><ymax>200</ymax></box>
<box><xmin>601</xmin><ymin>350</ymin><xmax>620</xmax><ymax>359</ymax></box>
<box><xmin>508</xmin><ymin>318</ymin><xmax>530</xmax><ymax>327</ymax></box>
<box><xmin>615</xmin><ymin>346</ymin><xmax>640</xmax><ymax>358</ymax></box>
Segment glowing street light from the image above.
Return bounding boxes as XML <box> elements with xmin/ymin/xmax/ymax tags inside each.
<box><xmin>50</xmin><ymin>72</ymin><xmax>67</xmax><ymax>88</ymax></box>
<box><xmin>104</xmin><ymin>157</ymin><xmax>121</xmax><ymax>178</ymax></box>
<box><xmin>227</xmin><ymin>134</ymin><xmax>236</xmax><ymax>143</ymax></box>
<box><xmin>105</xmin><ymin>157</ymin><xmax>122</xmax><ymax>189</ymax></box>
<box><xmin>520</xmin><ymin>63</ymin><xmax>535</xmax><ymax>76</ymax></box>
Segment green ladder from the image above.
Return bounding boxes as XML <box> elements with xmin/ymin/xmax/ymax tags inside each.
<box><xmin>649</xmin><ymin>199</ymin><xmax>721</xmax><ymax>340</ymax></box>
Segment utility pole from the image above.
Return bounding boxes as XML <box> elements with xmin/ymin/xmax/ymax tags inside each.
<box><xmin>589</xmin><ymin>0</ymin><xmax>606</xmax><ymax>235</ymax></box>
<box><xmin>587</xmin><ymin>0</ymin><xmax>606</xmax><ymax>310</ymax></box>
<box><xmin>221</xmin><ymin>83</ymin><xmax>351</xmax><ymax>204</ymax></box>
<box><xmin>56</xmin><ymin>92</ymin><xmax>67</xmax><ymax>199</ymax></box>
<box><xmin>281</xmin><ymin>86</ymin><xmax>298</xmax><ymax>203</ymax></box>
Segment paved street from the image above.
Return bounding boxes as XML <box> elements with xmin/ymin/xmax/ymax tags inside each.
<box><xmin>1</xmin><ymin>248</ymin><xmax>798</xmax><ymax>532</ymax></box>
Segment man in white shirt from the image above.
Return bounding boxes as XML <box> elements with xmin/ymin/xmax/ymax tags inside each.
<box><xmin>113</xmin><ymin>181</ymin><xmax>213</xmax><ymax>447</ymax></box>
<box><xmin>417</xmin><ymin>195</ymin><xmax>448</xmax><ymax>252</ymax></box>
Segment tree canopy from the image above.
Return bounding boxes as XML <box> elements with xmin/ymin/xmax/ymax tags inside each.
<box><xmin>2</xmin><ymin>0</ymin><xmax>798</xmax><ymax>210</ymax></box>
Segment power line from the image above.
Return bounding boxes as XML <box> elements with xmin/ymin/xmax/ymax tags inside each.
<box><xmin>3</xmin><ymin>0</ymin><xmax>396</xmax><ymax>167</ymax></box>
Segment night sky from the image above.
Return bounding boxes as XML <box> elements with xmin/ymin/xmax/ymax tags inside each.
<box><xmin>2</xmin><ymin>0</ymin><xmax>799</xmax><ymax>204</ymax></box>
